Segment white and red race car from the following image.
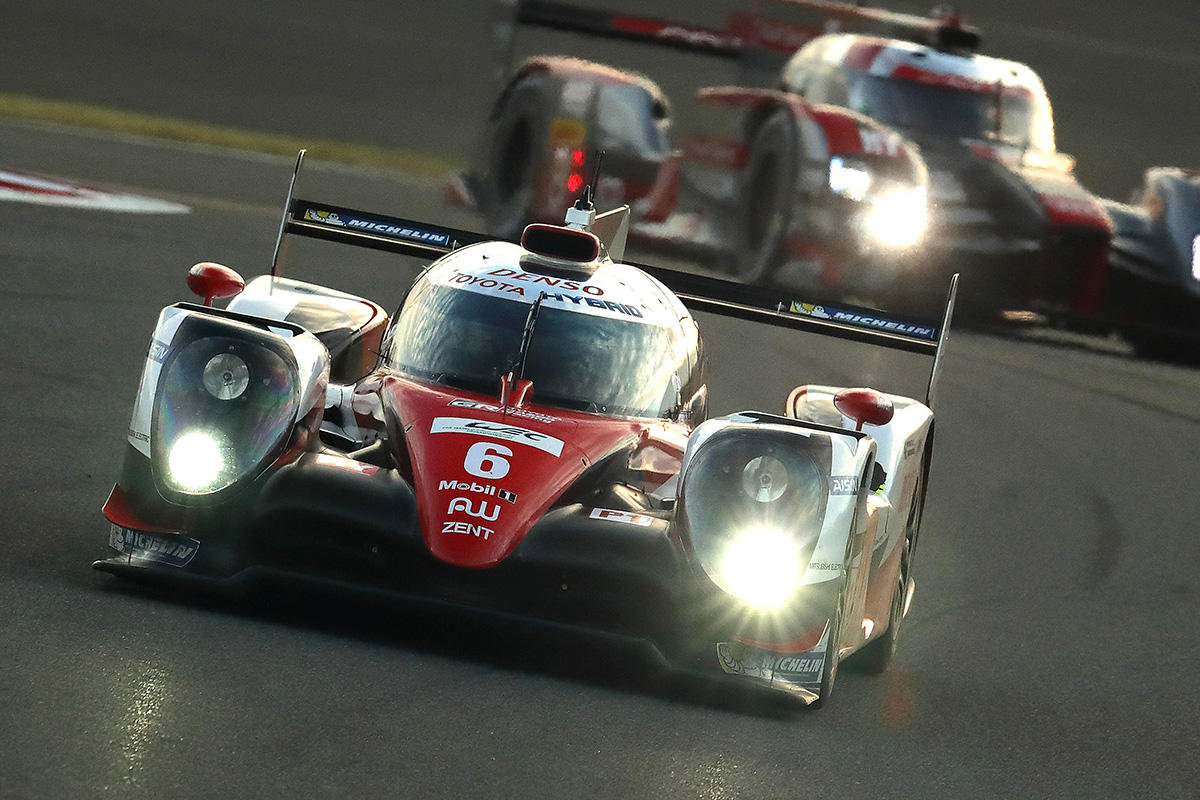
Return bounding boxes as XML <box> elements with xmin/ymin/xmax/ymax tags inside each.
<box><xmin>98</xmin><ymin>151</ymin><xmax>958</xmax><ymax>707</ymax></box>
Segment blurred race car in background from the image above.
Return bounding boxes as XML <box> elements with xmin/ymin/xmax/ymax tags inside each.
<box><xmin>448</xmin><ymin>0</ymin><xmax>1199</xmax><ymax>356</ymax></box>
<box><xmin>98</xmin><ymin>151</ymin><xmax>958</xmax><ymax>707</ymax></box>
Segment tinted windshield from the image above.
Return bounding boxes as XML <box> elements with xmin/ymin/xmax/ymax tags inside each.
<box><xmin>849</xmin><ymin>73</ymin><xmax>1047</xmax><ymax>150</ymax></box>
<box><xmin>387</xmin><ymin>280</ymin><xmax>686</xmax><ymax>418</ymax></box>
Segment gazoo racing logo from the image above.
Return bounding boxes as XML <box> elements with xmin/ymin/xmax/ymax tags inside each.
<box><xmin>430</xmin><ymin>417</ymin><xmax>564</xmax><ymax>456</ymax></box>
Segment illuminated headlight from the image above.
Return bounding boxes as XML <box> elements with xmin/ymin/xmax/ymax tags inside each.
<box><xmin>151</xmin><ymin>324</ymin><xmax>300</xmax><ymax>498</ymax></box>
<box><xmin>861</xmin><ymin>186</ymin><xmax>928</xmax><ymax>248</ymax></box>
<box><xmin>678</xmin><ymin>429</ymin><xmax>831</xmax><ymax>611</ymax></box>
<box><xmin>829</xmin><ymin>156</ymin><xmax>872</xmax><ymax>202</ymax></box>
<box><xmin>167</xmin><ymin>431</ymin><xmax>230</xmax><ymax>491</ymax></box>
<box><xmin>717</xmin><ymin>527</ymin><xmax>803</xmax><ymax>609</ymax></box>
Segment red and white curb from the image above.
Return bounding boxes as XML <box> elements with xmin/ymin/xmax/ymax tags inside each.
<box><xmin>0</xmin><ymin>168</ymin><xmax>189</xmax><ymax>214</ymax></box>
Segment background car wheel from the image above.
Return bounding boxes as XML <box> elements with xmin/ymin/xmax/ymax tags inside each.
<box><xmin>733</xmin><ymin>109</ymin><xmax>799</xmax><ymax>284</ymax></box>
<box><xmin>478</xmin><ymin>78</ymin><xmax>549</xmax><ymax>240</ymax></box>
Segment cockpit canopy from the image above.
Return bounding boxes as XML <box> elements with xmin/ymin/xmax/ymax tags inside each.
<box><xmin>386</xmin><ymin>243</ymin><xmax>702</xmax><ymax>419</ymax></box>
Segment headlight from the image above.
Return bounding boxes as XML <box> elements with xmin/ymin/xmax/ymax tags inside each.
<box><xmin>679</xmin><ymin>428</ymin><xmax>831</xmax><ymax>610</ymax></box>
<box><xmin>167</xmin><ymin>430</ymin><xmax>230</xmax><ymax>492</ymax></box>
<box><xmin>717</xmin><ymin>526</ymin><xmax>803</xmax><ymax>609</ymax></box>
<box><xmin>861</xmin><ymin>185</ymin><xmax>928</xmax><ymax>248</ymax></box>
<box><xmin>829</xmin><ymin>156</ymin><xmax>872</xmax><ymax>202</ymax></box>
<box><xmin>151</xmin><ymin>320</ymin><xmax>300</xmax><ymax>498</ymax></box>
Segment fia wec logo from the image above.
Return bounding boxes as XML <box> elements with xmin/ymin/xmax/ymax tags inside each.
<box><xmin>430</xmin><ymin>417</ymin><xmax>565</xmax><ymax>456</ymax></box>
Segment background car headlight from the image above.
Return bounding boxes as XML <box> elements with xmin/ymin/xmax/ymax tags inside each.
<box><xmin>679</xmin><ymin>428</ymin><xmax>832</xmax><ymax>610</ymax></box>
<box><xmin>151</xmin><ymin>320</ymin><xmax>300</xmax><ymax>498</ymax></box>
<box><xmin>861</xmin><ymin>186</ymin><xmax>928</xmax><ymax>248</ymax></box>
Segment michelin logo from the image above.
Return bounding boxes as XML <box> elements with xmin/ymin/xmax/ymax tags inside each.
<box><xmin>109</xmin><ymin>524</ymin><xmax>199</xmax><ymax>568</ymax></box>
<box><xmin>304</xmin><ymin>209</ymin><xmax>345</xmax><ymax>226</ymax></box>
<box><xmin>345</xmin><ymin>219</ymin><xmax>450</xmax><ymax>246</ymax></box>
<box><xmin>790</xmin><ymin>300</ymin><xmax>935</xmax><ymax>340</ymax></box>
<box><xmin>304</xmin><ymin>207</ymin><xmax>451</xmax><ymax>247</ymax></box>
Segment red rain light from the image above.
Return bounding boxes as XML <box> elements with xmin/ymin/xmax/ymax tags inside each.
<box><xmin>566</xmin><ymin>173</ymin><xmax>584</xmax><ymax>193</ymax></box>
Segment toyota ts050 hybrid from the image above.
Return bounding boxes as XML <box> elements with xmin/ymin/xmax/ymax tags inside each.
<box><xmin>98</xmin><ymin>151</ymin><xmax>957</xmax><ymax>707</ymax></box>
<box><xmin>455</xmin><ymin>0</ymin><xmax>1200</xmax><ymax>354</ymax></box>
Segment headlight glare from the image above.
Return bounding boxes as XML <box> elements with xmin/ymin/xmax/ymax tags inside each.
<box><xmin>862</xmin><ymin>186</ymin><xmax>928</xmax><ymax>248</ymax></box>
<box><xmin>167</xmin><ymin>430</ymin><xmax>229</xmax><ymax>491</ymax></box>
<box><xmin>717</xmin><ymin>526</ymin><xmax>803</xmax><ymax>609</ymax></box>
<box><xmin>679</xmin><ymin>428</ymin><xmax>832</xmax><ymax>610</ymax></box>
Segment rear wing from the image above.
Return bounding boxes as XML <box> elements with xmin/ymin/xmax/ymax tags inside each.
<box><xmin>270</xmin><ymin>152</ymin><xmax>957</xmax><ymax>409</ymax></box>
<box><xmin>492</xmin><ymin>0</ymin><xmax>982</xmax><ymax>85</ymax></box>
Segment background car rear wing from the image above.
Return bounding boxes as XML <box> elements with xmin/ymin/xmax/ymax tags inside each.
<box><xmin>490</xmin><ymin>0</ymin><xmax>982</xmax><ymax>85</ymax></box>
<box><xmin>272</xmin><ymin>152</ymin><xmax>956</xmax><ymax>409</ymax></box>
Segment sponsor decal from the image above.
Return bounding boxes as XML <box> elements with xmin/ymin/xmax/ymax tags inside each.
<box><xmin>588</xmin><ymin>508</ymin><xmax>654</xmax><ymax>527</ymax></box>
<box><xmin>302</xmin><ymin>206</ymin><xmax>451</xmax><ymax>247</ymax></box>
<box><xmin>127</xmin><ymin>428</ymin><xmax>150</xmax><ymax>444</ymax></box>
<box><xmin>438</xmin><ymin>479</ymin><xmax>517</xmax><ymax>503</ymax></box>
<box><xmin>443</xmin><ymin>271</ymin><xmax>643</xmax><ymax>318</ymax></box>
<box><xmin>485</xmin><ymin>268</ymin><xmax>604</xmax><ymax>295</ymax></box>
<box><xmin>304</xmin><ymin>208</ymin><xmax>345</xmax><ymax>226</ymax></box>
<box><xmin>807</xmin><ymin>560</ymin><xmax>843</xmax><ymax>574</ymax></box>
<box><xmin>790</xmin><ymin>301</ymin><xmax>833</xmax><ymax>319</ymax></box>
<box><xmin>716</xmin><ymin>641</ymin><xmax>825</xmax><ymax>683</ymax></box>
<box><xmin>447</xmin><ymin>497</ymin><xmax>501</xmax><ymax>521</ymax></box>
<box><xmin>109</xmin><ymin>524</ymin><xmax>199</xmax><ymax>567</ymax></box>
<box><xmin>859</xmin><ymin>128</ymin><xmax>902</xmax><ymax>158</ymax></box>
<box><xmin>788</xmin><ymin>300</ymin><xmax>935</xmax><ymax>340</ymax></box>
<box><xmin>442</xmin><ymin>520</ymin><xmax>493</xmax><ymax>540</ymax></box>
<box><xmin>828</xmin><ymin>475</ymin><xmax>859</xmax><ymax>495</ymax></box>
<box><xmin>431</xmin><ymin>417</ymin><xmax>564</xmax><ymax>457</ymax></box>
<box><xmin>448</xmin><ymin>397</ymin><xmax>560</xmax><ymax>424</ymax></box>
<box><xmin>904</xmin><ymin>438</ymin><xmax>921</xmax><ymax>457</ymax></box>
<box><xmin>147</xmin><ymin>338</ymin><xmax>171</xmax><ymax>364</ymax></box>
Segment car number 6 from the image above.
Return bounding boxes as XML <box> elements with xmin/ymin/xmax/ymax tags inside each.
<box><xmin>464</xmin><ymin>442</ymin><xmax>513</xmax><ymax>479</ymax></box>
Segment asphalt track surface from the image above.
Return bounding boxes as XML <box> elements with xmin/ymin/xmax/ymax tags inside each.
<box><xmin>2</xmin><ymin>3</ymin><xmax>1200</xmax><ymax>799</ymax></box>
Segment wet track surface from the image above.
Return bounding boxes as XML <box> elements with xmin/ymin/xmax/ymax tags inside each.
<box><xmin>3</xmin><ymin>2</ymin><xmax>1200</xmax><ymax>798</ymax></box>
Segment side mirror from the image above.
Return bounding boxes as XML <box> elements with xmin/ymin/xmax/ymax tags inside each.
<box><xmin>186</xmin><ymin>262</ymin><xmax>244</xmax><ymax>306</ymax></box>
<box><xmin>833</xmin><ymin>387</ymin><xmax>894</xmax><ymax>432</ymax></box>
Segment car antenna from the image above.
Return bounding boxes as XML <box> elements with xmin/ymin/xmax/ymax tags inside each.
<box><xmin>564</xmin><ymin>149</ymin><xmax>605</xmax><ymax>231</ymax></box>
